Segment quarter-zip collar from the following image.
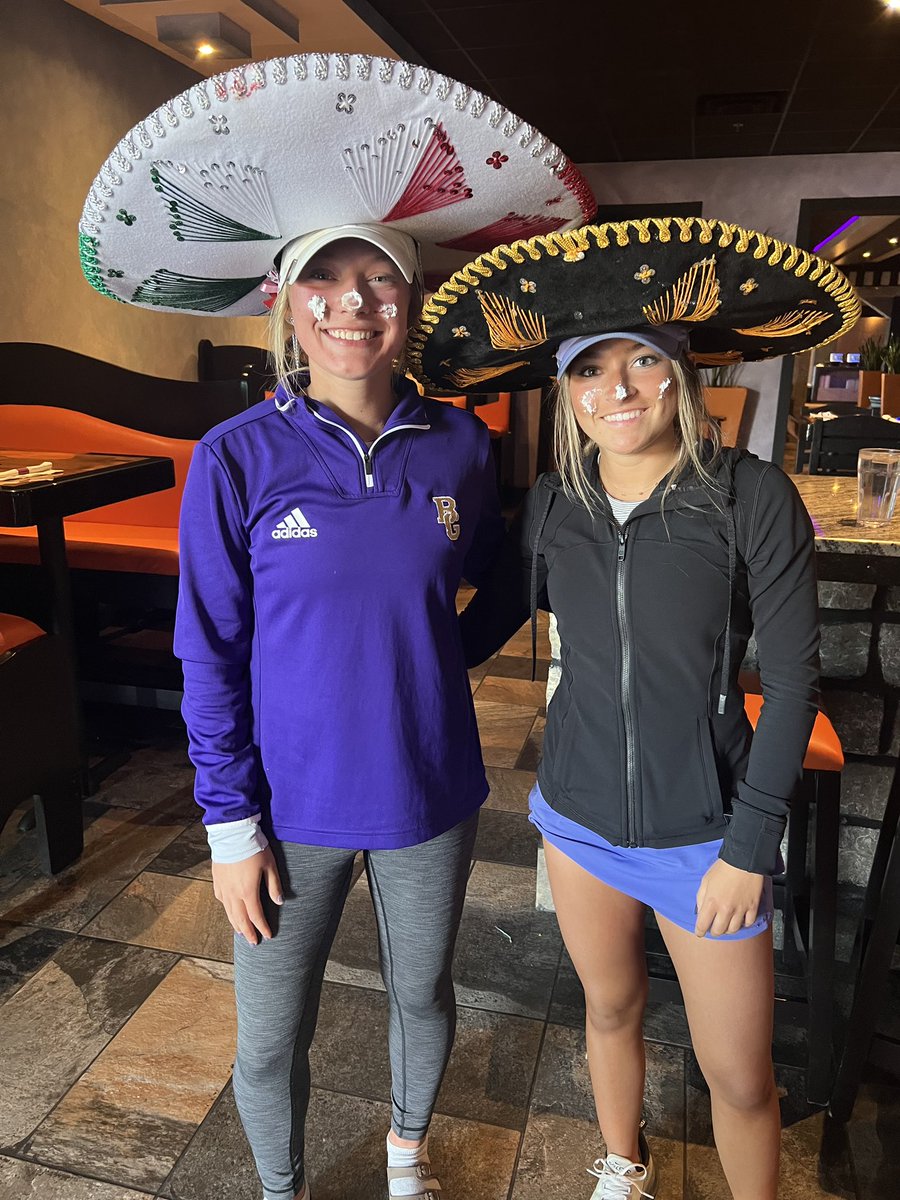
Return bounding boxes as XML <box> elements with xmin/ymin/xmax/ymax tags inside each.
<box><xmin>274</xmin><ymin>376</ymin><xmax>431</xmax><ymax>493</ymax></box>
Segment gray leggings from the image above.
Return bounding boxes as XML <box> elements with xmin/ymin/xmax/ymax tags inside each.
<box><xmin>232</xmin><ymin>812</ymin><xmax>479</xmax><ymax>1200</ymax></box>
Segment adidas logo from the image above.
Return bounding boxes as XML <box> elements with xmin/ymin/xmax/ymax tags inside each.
<box><xmin>272</xmin><ymin>507</ymin><xmax>318</xmax><ymax>539</ymax></box>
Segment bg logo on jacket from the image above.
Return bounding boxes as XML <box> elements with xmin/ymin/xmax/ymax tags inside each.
<box><xmin>432</xmin><ymin>496</ymin><xmax>460</xmax><ymax>541</ymax></box>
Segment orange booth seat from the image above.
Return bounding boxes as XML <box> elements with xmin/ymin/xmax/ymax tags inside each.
<box><xmin>0</xmin><ymin>405</ymin><xmax>194</xmax><ymax>576</ymax></box>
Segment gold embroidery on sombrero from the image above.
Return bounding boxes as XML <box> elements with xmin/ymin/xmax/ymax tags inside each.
<box><xmin>448</xmin><ymin>360</ymin><xmax>529</xmax><ymax>387</ymax></box>
<box><xmin>478</xmin><ymin>292</ymin><xmax>548</xmax><ymax>350</ymax></box>
<box><xmin>733</xmin><ymin>309</ymin><xmax>833</xmax><ymax>338</ymax></box>
<box><xmin>690</xmin><ymin>350</ymin><xmax>744</xmax><ymax>366</ymax></box>
<box><xmin>642</xmin><ymin>256</ymin><xmax>721</xmax><ymax>325</ymax></box>
<box><xmin>542</xmin><ymin>229</ymin><xmax>591</xmax><ymax>261</ymax></box>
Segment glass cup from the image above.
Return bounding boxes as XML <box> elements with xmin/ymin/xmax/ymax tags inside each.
<box><xmin>857</xmin><ymin>448</ymin><xmax>900</xmax><ymax>527</ymax></box>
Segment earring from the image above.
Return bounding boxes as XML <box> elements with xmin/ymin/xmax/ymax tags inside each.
<box><xmin>288</xmin><ymin>315</ymin><xmax>294</xmax><ymax>326</ymax></box>
<box><xmin>291</xmin><ymin>333</ymin><xmax>301</xmax><ymax>373</ymax></box>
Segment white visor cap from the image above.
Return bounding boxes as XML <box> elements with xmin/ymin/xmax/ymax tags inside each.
<box><xmin>278</xmin><ymin>225</ymin><xmax>422</xmax><ymax>288</ymax></box>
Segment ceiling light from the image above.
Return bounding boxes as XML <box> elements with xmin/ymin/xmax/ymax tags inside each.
<box><xmin>863</xmin><ymin>251</ymin><xmax>872</xmax><ymax>258</ymax></box>
<box><xmin>157</xmin><ymin>13</ymin><xmax>251</xmax><ymax>60</ymax></box>
<box><xmin>890</xmin><ymin>237</ymin><xmax>899</xmax><ymax>245</ymax></box>
<box><xmin>885</xmin><ymin>0</ymin><xmax>900</xmax><ymax>11</ymax></box>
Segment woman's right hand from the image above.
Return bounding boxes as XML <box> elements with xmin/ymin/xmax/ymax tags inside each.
<box><xmin>212</xmin><ymin>847</ymin><xmax>284</xmax><ymax>945</ymax></box>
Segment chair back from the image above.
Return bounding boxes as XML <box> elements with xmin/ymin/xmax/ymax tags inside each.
<box><xmin>473</xmin><ymin>392</ymin><xmax>511</xmax><ymax>436</ymax></box>
<box><xmin>197</xmin><ymin>339</ymin><xmax>274</xmax><ymax>403</ymax></box>
<box><xmin>0</xmin><ymin>405</ymin><xmax>194</xmax><ymax>527</ymax></box>
<box><xmin>704</xmin><ymin>386</ymin><xmax>747</xmax><ymax>448</ymax></box>
<box><xmin>0</xmin><ymin>343</ymin><xmax>249</xmax><ymax>439</ymax></box>
<box><xmin>807</xmin><ymin>413</ymin><xmax>900</xmax><ymax>475</ymax></box>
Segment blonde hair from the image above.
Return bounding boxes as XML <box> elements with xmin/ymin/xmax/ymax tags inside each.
<box><xmin>266</xmin><ymin>275</ymin><xmax>424</xmax><ymax>394</ymax></box>
<box><xmin>551</xmin><ymin>354</ymin><xmax>722</xmax><ymax>515</ymax></box>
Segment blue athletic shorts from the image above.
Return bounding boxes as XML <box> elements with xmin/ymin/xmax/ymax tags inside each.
<box><xmin>529</xmin><ymin>782</ymin><xmax>774</xmax><ymax>940</ymax></box>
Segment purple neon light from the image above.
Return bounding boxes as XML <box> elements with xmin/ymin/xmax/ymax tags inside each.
<box><xmin>813</xmin><ymin>215</ymin><xmax>860</xmax><ymax>254</ymax></box>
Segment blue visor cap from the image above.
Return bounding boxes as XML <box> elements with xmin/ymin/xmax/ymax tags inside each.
<box><xmin>556</xmin><ymin>324</ymin><xmax>690</xmax><ymax>377</ymax></box>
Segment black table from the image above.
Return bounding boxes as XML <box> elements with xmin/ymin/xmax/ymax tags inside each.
<box><xmin>0</xmin><ymin>450</ymin><xmax>175</xmax><ymax>655</ymax></box>
<box><xmin>0</xmin><ymin>450</ymin><xmax>175</xmax><ymax>806</ymax></box>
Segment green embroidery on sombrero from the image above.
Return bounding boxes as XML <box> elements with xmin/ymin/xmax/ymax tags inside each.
<box><xmin>78</xmin><ymin>234</ymin><xmax>126</xmax><ymax>301</ymax></box>
<box><xmin>132</xmin><ymin>269</ymin><xmax>265</xmax><ymax>311</ymax></box>
<box><xmin>150</xmin><ymin>163</ymin><xmax>280</xmax><ymax>243</ymax></box>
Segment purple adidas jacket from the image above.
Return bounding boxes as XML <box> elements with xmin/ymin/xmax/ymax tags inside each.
<box><xmin>174</xmin><ymin>379</ymin><xmax>504</xmax><ymax>848</ymax></box>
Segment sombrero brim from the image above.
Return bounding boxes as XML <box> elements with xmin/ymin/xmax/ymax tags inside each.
<box><xmin>78</xmin><ymin>53</ymin><xmax>595</xmax><ymax>318</ymax></box>
<box><xmin>409</xmin><ymin>217</ymin><xmax>861</xmax><ymax>394</ymax></box>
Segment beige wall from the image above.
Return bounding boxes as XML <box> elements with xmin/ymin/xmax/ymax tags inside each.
<box><xmin>581</xmin><ymin>154</ymin><xmax>900</xmax><ymax>459</ymax></box>
<box><xmin>2</xmin><ymin>0</ymin><xmax>267</xmax><ymax>381</ymax></box>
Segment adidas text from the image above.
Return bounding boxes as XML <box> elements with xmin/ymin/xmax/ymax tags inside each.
<box><xmin>272</xmin><ymin>526</ymin><xmax>317</xmax><ymax>539</ymax></box>
<box><xmin>272</xmin><ymin>507</ymin><xmax>318</xmax><ymax>539</ymax></box>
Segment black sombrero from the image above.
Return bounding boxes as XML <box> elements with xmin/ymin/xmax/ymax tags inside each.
<box><xmin>408</xmin><ymin>217</ymin><xmax>861</xmax><ymax>393</ymax></box>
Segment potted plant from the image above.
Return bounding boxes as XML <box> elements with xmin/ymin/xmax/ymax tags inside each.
<box><xmin>858</xmin><ymin>337</ymin><xmax>886</xmax><ymax>410</ymax></box>
<box><xmin>882</xmin><ymin>336</ymin><xmax>900</xmax><ymax>418</ymax></box>
<box><xmin>702</xmin><ymin>362</ymin><xmax>748</xmax><ymax>448</ymax></box>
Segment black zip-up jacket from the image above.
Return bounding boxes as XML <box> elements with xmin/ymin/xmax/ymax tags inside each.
<box><xmin>460</xmin><ymin>449</ymin><xmax>820</xmax><ymax>876</ymax></box>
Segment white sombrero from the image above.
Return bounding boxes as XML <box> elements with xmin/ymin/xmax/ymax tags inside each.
<box><xmin>79</xmin><ymin>53</ymin><xmax>596</xmax><ymax>317</ymax></box>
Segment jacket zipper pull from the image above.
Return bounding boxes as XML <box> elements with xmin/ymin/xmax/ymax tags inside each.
<box><xmin>617</xmin><ymin>530</ymin><xmax>627</xmax><ymax>561</ymax></box>
<box><xmin>363</xmin><ymin>451</ymin><xmax>374</xmax><ymax>489</ymax></box>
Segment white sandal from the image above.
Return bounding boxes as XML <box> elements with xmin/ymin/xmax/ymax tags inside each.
<box><xmin>386</xmin><ymin>1161</ymin><xmax>442</xmax><ymax>1198</ymax></box>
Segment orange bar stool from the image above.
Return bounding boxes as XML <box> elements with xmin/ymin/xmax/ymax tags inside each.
<box><xmin>0</xmin><ymin>613</ymin><xmax>83</xmax><ymax>873</ymax></box>
<box><xmin>742</xmin><ymin>681</ymin><xmax>843</xmax><ymax>1104</ymax></box>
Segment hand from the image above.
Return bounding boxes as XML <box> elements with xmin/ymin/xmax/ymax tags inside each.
<box><xmin>694</xmin><ymin>858</ymin><xmax>764</xmax><ymax>938</ymax></box>
<box><xmin>212</xmin><ymin>847</ymin><xmax>283</xmax><ymax>945</ymax></box>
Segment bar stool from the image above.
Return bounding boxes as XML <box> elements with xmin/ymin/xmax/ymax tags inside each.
<box><xmin>742</xmin><ymin>685</ymin><xmax>843</xmax><ymax>1104</ymax></box>
<box><xmin>829</xmin><ymin>760</ymin><xmax>900</xmax><ymax>1122</ymax></box>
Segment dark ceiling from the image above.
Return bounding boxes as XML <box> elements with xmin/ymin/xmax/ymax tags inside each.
<box><xmin>352</xmin><ymin>0</ymin><xmax>900</xmax><ymax>162</ymax></box>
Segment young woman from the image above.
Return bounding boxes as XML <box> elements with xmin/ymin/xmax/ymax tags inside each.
<box><xmin>411</xmin><ymin>218</ymin><xmax>860</xmax><ymax>1199</ymax></box>
<box><xmin>175</xmin><ymin>227</ymin><xmax>503</xmax><ymax>1200</ymax></box>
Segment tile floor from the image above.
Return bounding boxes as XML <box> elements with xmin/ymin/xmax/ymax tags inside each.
<box><xmin>1</xmin><ymin>608</ymin><xmax>899</xmax><ymax>1199</ymax></box>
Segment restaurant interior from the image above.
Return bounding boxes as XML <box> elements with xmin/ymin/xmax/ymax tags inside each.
<box><xmin>3</xmin><ymin>1</ymin><xmax>900</xmax><ymax>1198</ymax></box>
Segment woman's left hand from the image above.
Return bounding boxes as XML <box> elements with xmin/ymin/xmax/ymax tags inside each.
<box><xmin>694</xmin><ymin>859</ymin><xmax>765</xmax><ymax>938</ymax></box>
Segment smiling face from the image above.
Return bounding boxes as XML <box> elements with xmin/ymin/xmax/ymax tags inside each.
<box><xmin>566</xmin><ymin>337</ymin><xmax>680</xmax><ymax>465</ymax></box>
<box><xmin>288</xmin><ymin>238</ymin><xmax>412</xmax><ymax>389</ymax></box>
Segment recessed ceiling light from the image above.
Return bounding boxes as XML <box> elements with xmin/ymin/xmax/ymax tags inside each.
<box><xmin>157</xmin><ymin>13</ymin><xmax>251</xmax><ymax>60</ymax></box>
<box><xmin>885</xmin><ymin>0</ymin><xmax>900</xmax><ymax>12</ymax></box>
<box><xmin>890</xmin><ymin>237</ymin><xmax>899</xmax><ymax>245</ymax></box>
<box><xmin>863</xmin><ymin>251</ymin><xmax>872</xmax><ymax>258</ymax></box>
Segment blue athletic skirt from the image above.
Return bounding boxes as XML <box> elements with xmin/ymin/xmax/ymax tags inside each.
<box><xmin>529</xmin><ymin>782</ymin><xmax>773</xmax><ymax>940</ymax></box>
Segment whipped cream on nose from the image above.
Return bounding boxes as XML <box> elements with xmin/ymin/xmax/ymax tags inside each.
<box><xmin>307</xmin><ymin>295</ymin><xmax>327</xmax><ymax>322</ymax></box>
<box><xmin>340</xmin><ymin>290</ymin><xmax>364</xmax><ymax>313</ymax></box>
<box><xmin>614</xmin><ymin>384</ymin><xmax>628</xmax><ymax>401</ymax></box>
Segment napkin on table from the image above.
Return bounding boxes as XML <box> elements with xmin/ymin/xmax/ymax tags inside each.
<box><xmin>0</xmin><ymin>461</ymin><xmax>63</xmax><ymax>482</ymax></box>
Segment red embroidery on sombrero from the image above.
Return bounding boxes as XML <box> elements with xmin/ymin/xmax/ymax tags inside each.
<box><xmin>437</xmin><ymin>213</ymin><xmax>569</xmax><ymax>252</ymax></box>
<box><xmin>383</xmin><ymin>122</ymin><xmax>472</xmax><ymax>223</ymax></box>
<box><xmin>557</xmin><ymin>160</ymin><xmax>596</xmax><ymax>223</ymax></box>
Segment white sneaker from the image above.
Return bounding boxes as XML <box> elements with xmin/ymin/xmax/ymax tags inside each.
<box><xmin>587</xmin><ymin>1129</ymin><xmax>656</xmax><ymax>1199</ymax></box>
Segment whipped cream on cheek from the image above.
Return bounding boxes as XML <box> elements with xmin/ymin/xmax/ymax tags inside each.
<box><xmin>378</xmin><ymin>303</ymin><xmax>398</xmax><ymax>319</ymax></box>
<box><xmin>307</xmin><ymin>295</ymin><xmax>327</xmax><ymax>322</ymax></box>
<box><xmin>580</xmin><ymin>388</ymin><xmax>600</xmax><ymax>416</ymax></box>
<box><xmin>658</xmin><ymin>377</ymin><xmax>672</xmax><ymax>398</ymax></box>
